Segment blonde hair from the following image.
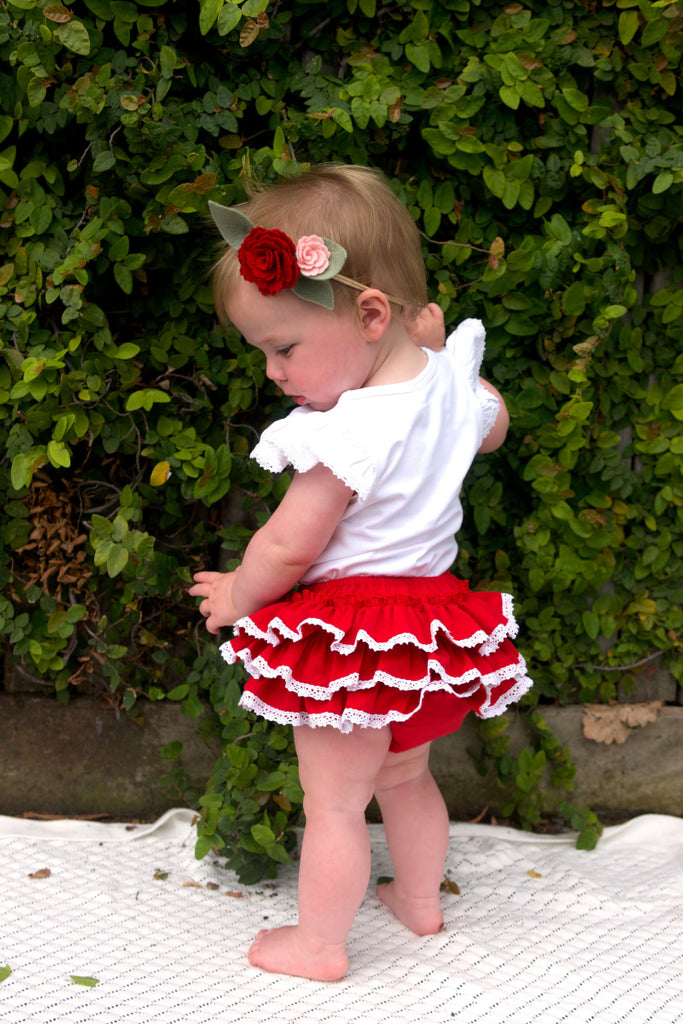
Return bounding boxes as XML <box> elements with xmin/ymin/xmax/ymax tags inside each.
<box><xmin>212</xmin><ymin>163</ymin><xmax>427</xmax><ymax>321</ymax></box>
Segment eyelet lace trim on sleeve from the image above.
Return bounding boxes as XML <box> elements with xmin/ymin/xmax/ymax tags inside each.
<box><xmin>251</xmin><ymin>409</ymin><xmax>375</xmax><ymax>499</ymax></box>
<box><xmin>476</xmin><ymin>382</ymin><xmax>502</xmax><ymax>440</ymax></box>
<box><xmin>445</xmin><ymin>318</ymin><xmax>500</xmax><ymax>439</ymax></box>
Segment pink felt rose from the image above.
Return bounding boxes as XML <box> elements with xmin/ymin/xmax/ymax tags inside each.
<box><xmin>295</xmin><ymin>235</ymin><xmax>331</xmax><ymax>278</ymax></box>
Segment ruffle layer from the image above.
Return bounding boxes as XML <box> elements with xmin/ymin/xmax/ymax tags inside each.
<box><xmin>220</xmin><ymin>574</ymin><xmax>533</xmax><ymax>735</ymax></box>
<box><xmin>225</xmin><ymin>577</ymin><xmax>518</xmax><ymax>658</ymax></box>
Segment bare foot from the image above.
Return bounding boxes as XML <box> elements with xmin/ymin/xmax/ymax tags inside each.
<box><xmin>247</xmin><ymin>926</ymin><xmax>349</xmax><ymax>981</ymax></box>
<box><xmin>377</xmin><ymin>882</ymin><xmax>444</xmax><ymax>935</ymax></box>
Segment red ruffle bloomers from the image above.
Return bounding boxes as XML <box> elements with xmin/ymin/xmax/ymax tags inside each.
<box><xmin>220</xmin><ymin>573</ymin><xmax>533</xmax><ymax>753</ymax></box>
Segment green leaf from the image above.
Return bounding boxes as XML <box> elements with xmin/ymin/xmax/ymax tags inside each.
<box><xmin>548</xmin><ymin>213</ymin><xmax>572</xmax><ymax>244</ymax></box>
<box><xmin>483</xmin><ymin>166</ymin><xmax>507</xmax><ymax>199</ymax></box>
<box><xmin>106</xmin><ymin>545</ymin><xmax>129</xmax><ymax>577</ymax></box>
<box><xmin>603</xmin><ymin>305</ymin><xmax>627</xmax><ymax>319</ymax></box>
<box><xmin>167</xmin><ymin>684</ymin><xmax>190</xmax><ymax>701</ymax></box>
<box><xmin>159</xmin><ymin>45</ymin><xmax>177</xmax><ymax>78</ymax></box>
<box><xmin>652</xmin><ymin>171</ymin><xmax>673</xmax><ymax>195</ymax></box>
<box><xmin>27</xmin><ymin>77</ymin><xmax>47</xmax><ymax>108</ymax></box>
<box><xmin>47</xmin><ymin>440</ymin><xmax>71</xmax><ymax>469</ymax></box>
<box><xmin>199</xmin><ymin>0</ymin><xmax>223</xmax><ymax>34</ymax></box>
<box><xmin>217</xmin><ymin>4</ymin><xmax>241</xmax><ymax>33</ymax></box>
<box><xmin>562</xmin><ymin>281</ymin><xmax>586</xmax><ymax>316</ymax></box>
<box><xmin>405</xmin><ymin>43</ymin><xmax>431</xmax><ymax>73</ymax></box>
<box><xmin>250</xmin><ymin>823</ymin><xmax>275</xmax><ymax>847</ymax></box>
<box><xmin>125</xmin><ymin>388</ymin><xmax>171</xmax><ymax>411</ymax></box>
<box><xmin>115</xmin><ymin>343</ymin><xmax>140</xmax><ymax>359</ymax></box>
<box><xmin>576</xmin><ymin>828</ymin><xmax>600</xmax><ymax>851</ymax></box>
<box><xmin>581</xmin><ymin>610</ymin><xmax>600</xmax><ymax>640</ymax></box>
<box><xmin>195</xmin><ymin>835</ymin><xmax>216</xmax><ymax>860</ymax></box>
<box><xmin>70</xmin><ymin>976</ymin><xmax>100</xmax><ymax>987</ymax></box>
<box><xmin>114</xmin><ymin>263</ymin><xmax>133</xmax><ymax>294</ymax></box>
<box><xmin>93</xmin><ymin>151</ymin><xmax>115</xmax><ymax>173</ymax></box>
<box><xmin>161</xmin><ymin>741</ymin><xmax>183</xmax><ymax>759</ymax></box>
<box><xmin>0</xmin><ymin>965</ymin><xmax>11</xmax><ymax>984</ymax></box>
<box><xmin>561</xmin><ymin>87</ymin><xmax>588</xmax><ymax>112</ymax></box>
<box><xmin>499</xmin><ymin>85</ymin><xmax>520</xmax><ymax>110</ymax></box>
<box><xmin>618</xmin><ymin>10</ymin><xmax>639</xmax><ymax>46</ymax></box>
<box><xmin>54</xmin><ymin>20</ymin><xmax>91</xmax><ymax>55</ymax></box>
<box><xmin>423</xmin><ymin>206</ymin><xmax>441</xmax><ymax>236</ymax></box>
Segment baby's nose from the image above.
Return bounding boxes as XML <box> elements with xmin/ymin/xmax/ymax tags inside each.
<box><xmin>265</xmin><ymin>358</ymin><xmax>286</xmax><ymax>383</ymax></box>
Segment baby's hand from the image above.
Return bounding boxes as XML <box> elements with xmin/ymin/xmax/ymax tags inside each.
<box><xmin>405</xmin><ymin>302</ymin><xmax>445</xmax><ymax>351</ymax></box>
<box><xmin>189</xmin><ymin>569</ymin><xmax>241</xmax><ymax>633</ymax></box>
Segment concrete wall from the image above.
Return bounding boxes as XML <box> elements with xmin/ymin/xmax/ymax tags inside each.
<box><xmin>2</xmin><ymin>695</ymin><xmax>681</xmax><ymax>821</ymax></box>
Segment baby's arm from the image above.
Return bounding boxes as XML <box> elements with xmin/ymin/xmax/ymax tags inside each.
<box><xmin>190</xmin><ymin>463</ymin><xmax>353</xmax><ymax>632</ymax></box>
<box><xmin>405</xmin><ymin>302</ymin><xmax>445</xmax><ymax>351</ymax></box>
<box><xmin>477</xmin><ymin>378</ymin><xmax>509</xmax><ymax>453</ymax></box>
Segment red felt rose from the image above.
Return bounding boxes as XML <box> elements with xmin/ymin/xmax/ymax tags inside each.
<box><xmin>238</xmin><ymin>226</ymin><xmax>299</xmax><ymax>296</ymax></box>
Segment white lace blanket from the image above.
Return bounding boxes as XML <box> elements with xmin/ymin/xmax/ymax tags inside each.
<box><xmin>1</xmin><ymin>810</ymin><xmax>682</xmax><ymax>1023</ymax></box>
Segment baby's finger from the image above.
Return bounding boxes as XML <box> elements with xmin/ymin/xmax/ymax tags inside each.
<box><xmin>192</xmin><ymin>570</ymin><xmax>220</xmax><ymax>583</ymax></box>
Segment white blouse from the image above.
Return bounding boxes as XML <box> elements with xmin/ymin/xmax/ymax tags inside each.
<box><xmin>250</xmin><ymin>319</ymin><xmax>500</xmax><ymax>584</ymax></box>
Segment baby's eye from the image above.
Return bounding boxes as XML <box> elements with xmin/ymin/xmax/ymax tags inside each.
<box><xmin>276</xmin><ymin>345</ymin><xmax>293</xmax><ymax>358</ymax></box>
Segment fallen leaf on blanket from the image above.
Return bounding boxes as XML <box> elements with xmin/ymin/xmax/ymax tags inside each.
<box><xmin>527</xmin><ymin>870</ymin><xmax>542</xmax><ymax>879</ymax></box>
<box><xmin>225</xmin><ymin>890</ymin><xmax>244</xmax><ymax>898</ymax></box>
<box><xmin>0</xmin><ymin>965</ymin><xmax>11</xmax><ymax>983</ymax></box>
<box><xmin>70</xmin><ymin>976</ymin><xmax>100</xmax><ymax>987</ymax></box>
<box><xmin>582</xmin><ymin>701</ymin><xmax>663</xmax><ymax>745</ymax></box>
<box><xmin>440</xmin><ymin>876</ymin><xmax>461</xmax><ymax>895</ymax></box>
<box><xmin>182</xmin><ymin>881</ymin><xmax>202</xmax><ymax>888</ymax></box>
<box><xmin>206</xmin><ymin>882</ymin><xmax>220</xmax><ymax>890</ymax></box>
<box><xmin>28</xmin><ymin>868</ymin><xmax>51</xmax><ymax>879</ymax></box>
<box><xmin>153</xmin><ymin>869</ymin><xmax>169</xmax><ymax>881</ymax></box>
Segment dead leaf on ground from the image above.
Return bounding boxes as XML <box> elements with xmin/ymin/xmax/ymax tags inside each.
<box><xmin>582</xmin><ymin>701</ymin><xmax>663</xmax><ymax>745</ymax></box>
<box><xmin>28</xmin><ymin>868</ymin><xmax>51</xmax><ymax>879</ymax></box>
<box><xmin>440</xmin><ymin>875</ymin><xmax>461</xmax><ymax>895</ymax></box>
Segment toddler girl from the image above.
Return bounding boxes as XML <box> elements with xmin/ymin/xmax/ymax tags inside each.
<box><xmin>190</xmin><ymin>164</ymin><xmax>533</xmax><ymax>981</ymax></box>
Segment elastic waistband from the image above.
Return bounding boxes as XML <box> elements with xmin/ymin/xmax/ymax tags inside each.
<box><xmin>291</xmin><ymin>573</ymin><xmax>469</xmax><ymax>607</ymax></box>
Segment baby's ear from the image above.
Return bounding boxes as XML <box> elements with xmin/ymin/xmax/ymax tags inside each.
<box><xmin>356</xmin><ymin>289</ymin><xmax>392</xmax><ymax>340</ymax></box>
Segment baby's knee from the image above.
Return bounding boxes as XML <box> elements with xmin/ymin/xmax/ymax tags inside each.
<box><xmin>374</xmin><ymin>744</ymin><xmax>432</xmax><ymax>795</ymax></box>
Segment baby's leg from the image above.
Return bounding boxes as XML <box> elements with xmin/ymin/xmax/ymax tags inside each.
<box><xmin>374</xmin><ymin>742</ymin><xmax>449</xmax><ymax>935</ymax></box>
<box><xmin>248</xmin><ymin>723</ymin><xmax>392</xmax><ymax>981</ymax></box>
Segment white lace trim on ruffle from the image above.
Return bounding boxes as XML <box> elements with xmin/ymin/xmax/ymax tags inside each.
<box><xmin>222</xmin><ymin>644</ymin><xmax>529</xmax><ymax>701</ymax></box>
<box><xmin>238</xmin><ymin>678</ymin><xmax>459</xmax><ymax>734</ymax></box>
<box><xmin>477</xmin><ymin>672</ymin><xmax>535</xmax><ymax>718</ymax></box>
<box><xmin>226</xmin><ymin>597</ymin><xmax>519</xmax><ymax>659</ymax></box>
<box><xmin>237</xmin><ymin>672</ymin><xmax>535</xmax><ymax>733</ymax></box>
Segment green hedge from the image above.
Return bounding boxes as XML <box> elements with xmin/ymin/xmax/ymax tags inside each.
<box><xmin>1</xmin><ymin>0</ymin><xmax>681</xmax><ymax>874</ymax></box>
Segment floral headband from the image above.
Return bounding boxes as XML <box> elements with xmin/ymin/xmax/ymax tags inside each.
<box><xmin>209</xmin><ymin>200</ymin><xmax>403</xmax><ymax>310</ymax></box>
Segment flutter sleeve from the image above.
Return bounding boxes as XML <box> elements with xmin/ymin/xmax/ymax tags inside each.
<box><xmin>250</xmin><ymin>407</ymin><xmax>376</xmax><ymax>500</ymax></box>
<box><xmin>445</xmin><ymin>318</ymin><xmax>501</xmax><ymax>440</ymax></box>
